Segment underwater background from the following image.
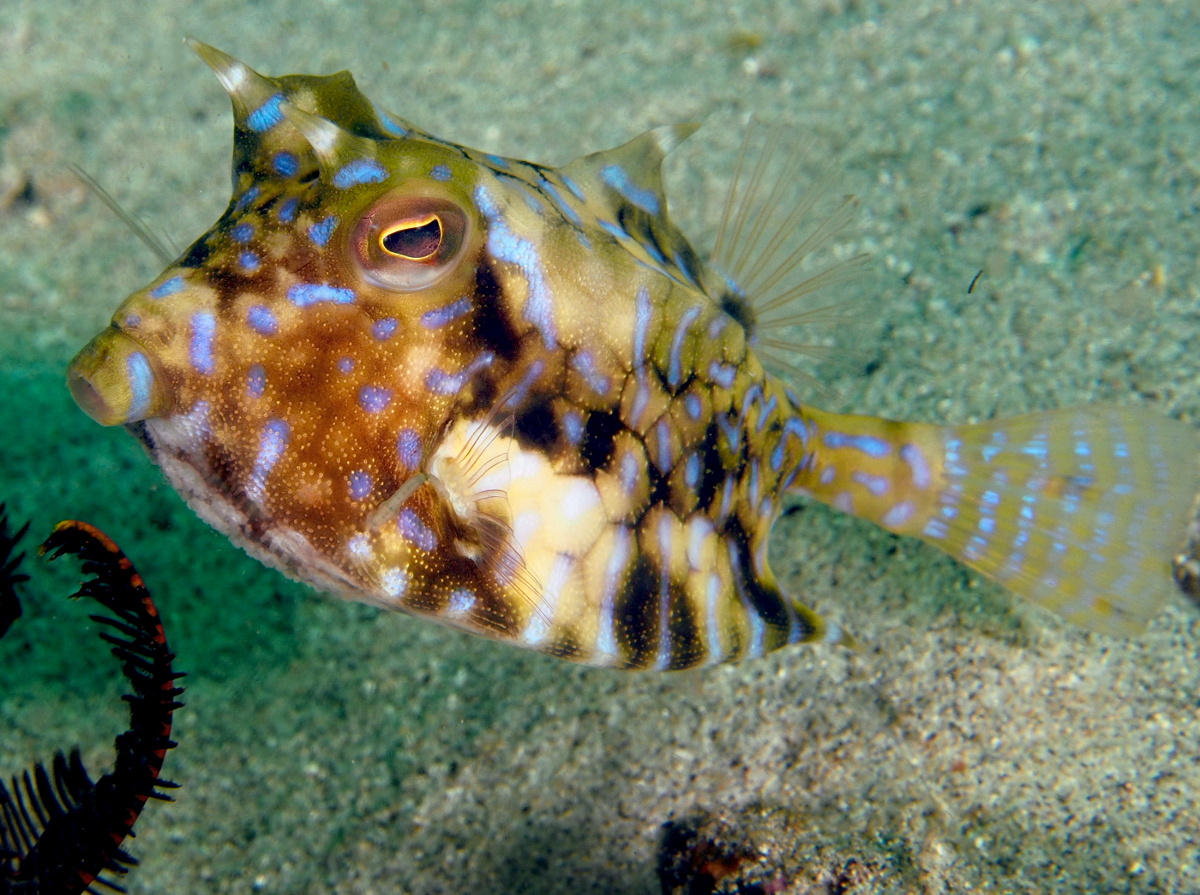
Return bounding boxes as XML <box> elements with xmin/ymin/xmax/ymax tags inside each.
<box><xmin>2</xmin><ymin>0</ymin><xmax>1200</xmax><ymax>891</ymax></box>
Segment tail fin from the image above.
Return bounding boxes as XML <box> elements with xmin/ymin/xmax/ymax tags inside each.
<box><xmin>794</xmin><ymin>405</ymin><xmax>1199</xmax><ymax>635</ymax></box>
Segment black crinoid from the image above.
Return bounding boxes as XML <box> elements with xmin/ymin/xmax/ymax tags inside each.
<box><xmin>0</xmin><ymin>518</ymin><xmax>185</xmax><ymax>895</ymax></box>
<box><xmin>0</xmin><ymin>504</ymin><xmax>30</xmax><ymax>640</ymax></box>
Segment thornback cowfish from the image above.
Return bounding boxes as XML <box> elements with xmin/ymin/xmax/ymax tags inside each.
<box><xmin>67</xmin><ymin>41</ymin><xmax>1199</xmax><ymax>670</ymax></box>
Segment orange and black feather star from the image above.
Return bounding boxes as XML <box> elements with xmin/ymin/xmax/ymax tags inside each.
<box><xmin>0</xmin><ymin>519</ymin><xmax>185</xmax><ymax>895</ymax></box>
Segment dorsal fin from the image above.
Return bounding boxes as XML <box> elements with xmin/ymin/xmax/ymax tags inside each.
<box><xmin>556</xmin><ymin>124</ymin><xmax>706</xmax><ymax>291</ymax></box>
<box><xmin>561</xmin><ymin>123</ymin><xmax>698</xmax><ymax>220</ymax></box>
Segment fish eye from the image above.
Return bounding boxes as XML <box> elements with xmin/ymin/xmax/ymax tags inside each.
<box><xmin>380</xmin><ymin>213</ymin><xmax>442</xmax><ymax>261</ymax></box>
<box><xmin>354</xmin><ymin>195</ymin><xmax>469</xmax><ymax>292</ymax></box>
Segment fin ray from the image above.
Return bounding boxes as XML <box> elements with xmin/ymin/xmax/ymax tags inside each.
<box><xmin>917</xmin><ymin>407</ymin><xmax>1197</xmax><ymax>634</ymax></box>
<box><xmin>708</xmin><ymin>118</ymin><xmax>870</xmax><ymax>391</ymax></box>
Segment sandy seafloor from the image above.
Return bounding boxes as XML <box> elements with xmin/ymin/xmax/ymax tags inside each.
<box><xmin>3</xmin><ymin>0</ymin><xmax>1200</xmax><ymax>892</ymax></box>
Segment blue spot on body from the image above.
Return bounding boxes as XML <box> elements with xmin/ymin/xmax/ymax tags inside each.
<box><xmin>675</xmin><ymin>249</ymin><xmax>701</xmax><ymax>287</ymax></box>
<box><xmin>288</xmin><ymin>283</ymin><xmax>356</xmax><ymax>307</ymax></box>
<box><xmin>563</xmin><ymin>410</ymin><xmax>584</xmax><ymax>444</ymax></box>
<box><xmin>231</xmin><ymin>222</ymin><xmax>255</xmax><ymax>244</ymax></box>
<box><xmin>597</xmin><ymin>219</ymin><xmax>626</xmax><ymax>241</ymax></box>
<box><xmin>233</xmin><ymin>186</ymin><xmax>261</xmax><ymax>213</ymax></box>
<box><xmin>512</xmin><ymin>180</ymin><xmax>544</xmax><ymax>214</ymax></box>
<box><xmin>447</xmin><ymin>589</ymin><xmax>476</xmax><ymax>615</ymax></box>
<box><xmin>358</xmin><ymin>385</ymin><xmax>393</xmax><ymax>414</ymax></box>
<box><xmin>247</xmin><ymin>305</ymin><xmax>278</xmax><ymax>335</ymax></box>
<box><xmin>425</xmin><ymin>353</ymin><xmax>494</xmax><ymax>396</ymax></box>
<box><xmin>851</xmin><ymin>470</ymin><xmax>890</xmax><ymax>496</ymax></box>
<box><xmin>349</xmin><ymin>470</ymin><xmax>373</xmax><ymax>501</ymax></box>
<box><xmin>1020</xmin><ymin>434</ymin><xmax>1048</xmax><ymax>459</ymax></box>
<box><xmin>474</xmin><ymin>185</ymin><xmax>556</xmax><ymax>347</ymax></box>
<box><xmin>561</xmin><ymin>175</ymin><xmax>585</xmax><ymax>201</ymax></box>
<box><xmin>125</xmin><ymin>352</ymin><xmax>153</xmax><ymax>420</ymax></box>
<box><xmin>640</xmin><ymin>238</ymin><xmax>668</xmax><ymax>267</ymax></box>
<box><xmin>716</xmin><ymin>414</ymin><xmax>740</xmax><ymax>452</ymax></box>
<box><xmin>420</xmin><ymin>296</ymin><xmax>472</xmax><ymax>330</ymax></box>
<box><xmin>239</xmin><ymin>251</ymin><xmax>260</xmax><ymax>272</ymax></box>
<box><xmin>376</xmin><ymin>110</ymin><xmax>409</xmax><ymax>137</ymax></box>
<box><xmin>372</xmin><ymin>317</ymin><xmax>399</xmax><ymax>340</ymax></box>
<box><xmin>965</xmin><ymin>535</ymin><xmax>987</xmax><ymax>561</ymax></box>
<box><xmin>430</xmin><ymin>164</ymin><xmax>452</xmax><ymax>181</ymax></box>
<box><xmin>741</xmin><ymin>385</ymin><xmax>763</xmax><ymax>421</ymax></box>
<box><xmin>278</xmin><ymin>197</ymin><xmax>298</xmax><ymax>223</ymax></box>
<box><xmin>483</xmin><ymin>153</ymin><xmax>509</xmax><ymax>171</ymax></box>
<box><xmin>783</xmin><ymin>418</ymin><xmax>811</xmax><ymax>448</ymax></box>
<box><xmin>621</xmin><ymin>453</ymin><xmax>639</xmax><ymax>495</ymax></box>
<box><xmin>600</xmin><ymin>164</ymin><xmax>660</xmax><ymax>214</ymax></box>
<box><xmin>150</xmin><ymin>276</ymin><xmax>184</xmax><ymax>298</ymax></box>
<box><xmin>333</xmin><ymin>158</ymin><xmax>388</xmax><ymax>189</ymax></box>
<box><xmin>823</xmin><ymin>431</ymin><xmax>892</xmax><ymax>458</ymax></box>
<box><xmin>247</xmin><ymin>364</ymin><xmax>266</xmax><ymax>398</ymax></box>
<box><xmin>397</xmin><ymin>429</ymin><xmax>421</xmax><ymax>468</ymax></box>
<box><xmin>685</xmin><ymin>393</ymin><xmax>702</xmax><ymax>420</ymax></box>
<box><xmin>247</xmin><ymin>94</ymin><xmax>285</xmax><ymax>132</ymax></box>
<box><xmin>708</xmin><ymin>361</ymin><xmax>736</xmax><ymax>389</ymax></box>
<box><xmin>248</xmin><ymin>419</ymin><xmax>290</xmax><ymax>502</ymax></box>
<box><xmin>924</xmin><ymin>518</ymin><xmax>948</xmax><ymax>539</ymax></box>
<box><xmin>755</xmin><ymin>395</ymin><xmax>777</xmax><ymax>433</ymax></box>
<box><xmin>633</xmin><ymin>285</ymin><xmax>652</xmax><ymax>365</ymax></box>
<box><xmin>273</xmin><ymin>151</ymin><xmax>299</xmax><ymax>177</ymax></box>
<box><xmin>654</xmin><ymin>420</ymin><xmax>674</xmax><ymax>473</ymax></box>
<box><xmin>337</xmin><ymin>357</ymin><xmax>355</xmax><ymax>374</ymax></box>
<box><xmin>571</xmin><ymin>351</ymin><xmax>610</xmax><ymax>396</ymax></box>
<box><xmin>308</xmin><ymin>216</ymin><xmax>338</xmax><ymax>247</ymax></box>
<box><xmin>538</xmin><ymin>178</ymin><xmax>584</xmax><ymax>228</ymax></box>
<box><xmin>398</xmin><ymin>508</ymin><xmax>438</xmax><ymax>551</ymax></box>
<box><xmin>424</xmin><ymin>370</ymin><xmax>461</xmax><ymax>395</ymax></box>
<box><xmin>189</xmin><ymin>312</ymin><xmax>216</xmax><ymax>375</ymax></box>
<box><xmin>668</xmin><ymin>306</ymin><xmax>701</xmax><ymax>388</ymax></box>
<box><xmin>771</xmin><ymin>442</ymin><xmax>785</xmax><ymax>472</ymax></box>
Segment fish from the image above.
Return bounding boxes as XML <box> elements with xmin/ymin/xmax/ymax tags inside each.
<box><xmin>65</xmin><ymin>40</ymin><xmax>1200</xmax><ymax>670</ymax></box>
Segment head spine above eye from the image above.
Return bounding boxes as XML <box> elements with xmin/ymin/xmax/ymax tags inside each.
<box><xmin>380</xmin><ymin>214</ymin><xmax>443</xmax><ymax>261</ymax></box>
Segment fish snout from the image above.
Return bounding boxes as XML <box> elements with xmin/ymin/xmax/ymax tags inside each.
<box><xmin>67</xmin><ymin>328</ymin><xmax>171</xmax><ymax>426</ymax></box>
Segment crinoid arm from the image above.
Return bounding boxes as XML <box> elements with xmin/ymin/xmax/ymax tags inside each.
<box><xmin>1</xmin><ymin>521</ymin><xmax>183</xmax><ymax>894</ymax></box>
<box><xmin>707</xmin><ymin>118</ymin><xmax>872</xmax><ymax>394</ymax></box>
<box><xmin>0</xmin><ymin>504</ymin><xmax>29</xmax><ymax>640</ymax></box>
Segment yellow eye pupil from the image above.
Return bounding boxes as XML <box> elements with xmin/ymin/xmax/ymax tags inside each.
<box><xmin>380</xmin><ymin>214</ymin><xmax>443</xmax><ymax>261</ymax></box>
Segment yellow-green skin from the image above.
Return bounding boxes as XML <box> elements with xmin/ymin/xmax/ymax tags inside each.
<box><xmin>68</xmin><ymin>43</ymin><xmax>1200</xmax><ymax>668</ymax></box>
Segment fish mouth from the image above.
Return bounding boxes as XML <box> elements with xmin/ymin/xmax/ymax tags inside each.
<box><xmin>67</xmin><ymin>326</ymin><xmax>171</xmax><ymax>426</ymax></box>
